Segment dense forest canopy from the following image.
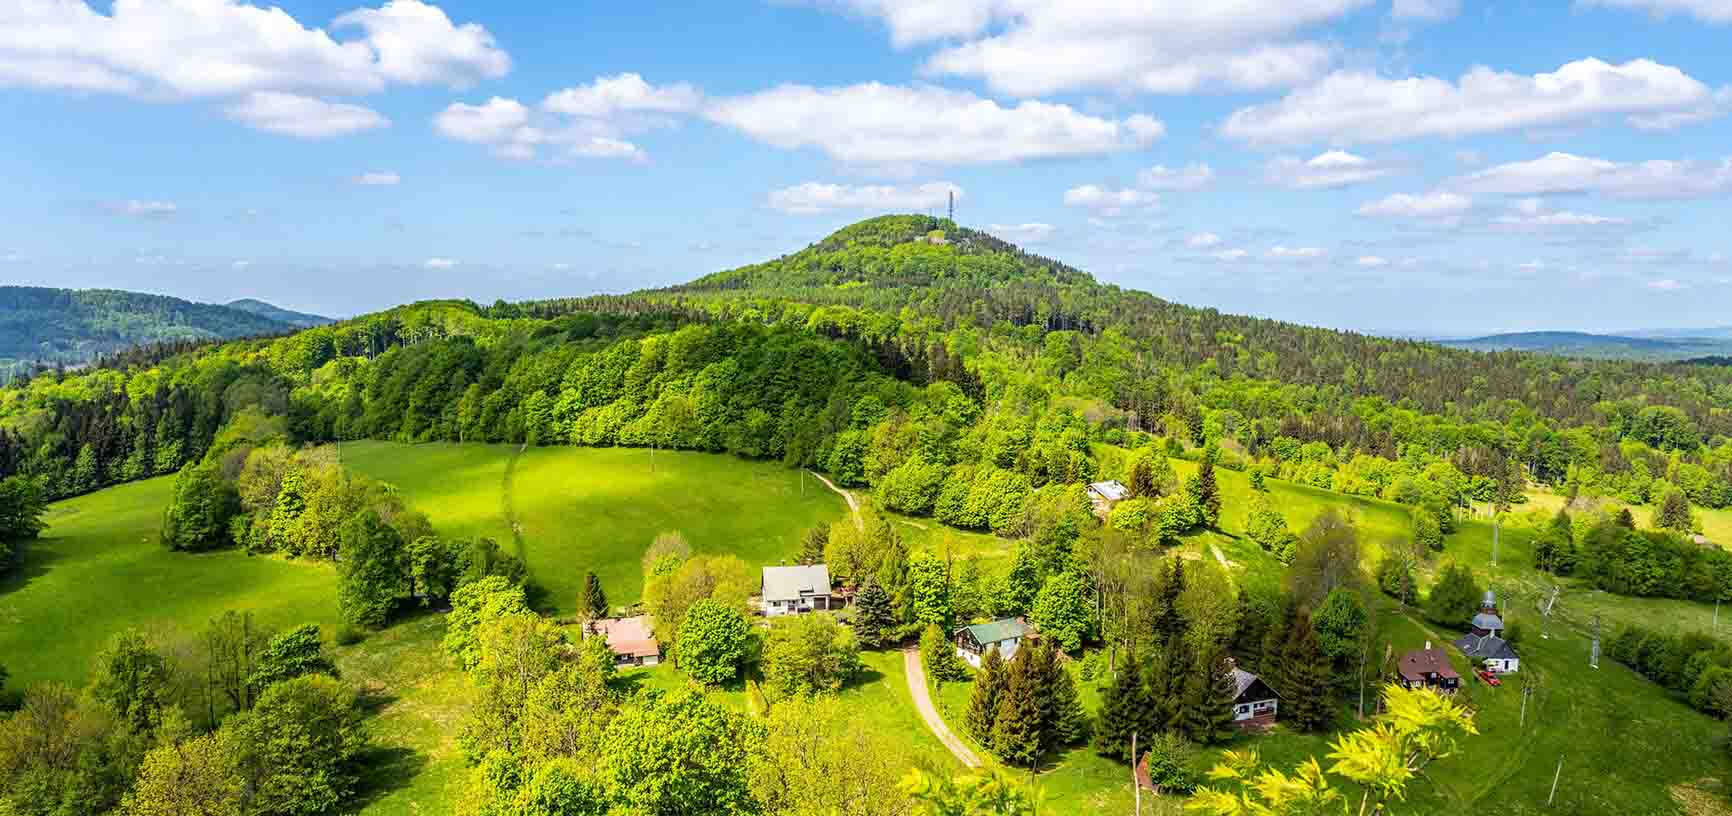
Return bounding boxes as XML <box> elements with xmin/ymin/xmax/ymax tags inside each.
<box><xmin>6</xmin><ymin>215</ymin><xmax>1732</xmax><ymax>523</ymax></box>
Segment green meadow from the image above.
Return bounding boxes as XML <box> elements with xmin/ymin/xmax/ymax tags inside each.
<box><xmin>0</xmin><ymin>475</ymin><xmax>339</xmax><ymax>689</ymax></box>
<box><xmin>340</xmin><ymin>441</ymin><xmax>848</xmax><ymax>613</ymax></box>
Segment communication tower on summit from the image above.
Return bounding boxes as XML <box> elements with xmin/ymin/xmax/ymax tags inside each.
<box><xmin>948</xmin><ymin>190</ymin><xmax>955</xmax><ymax>222</ymax></box>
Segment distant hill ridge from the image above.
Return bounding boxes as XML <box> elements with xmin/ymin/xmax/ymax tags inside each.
<box><xmin>0</xmin><ymin>285</ymin><xmax>330</xmax><ymax>377</ymax></box>
<box><xmin>1439</xmin><ymin>330</ymin><xmax>1732</xmax><ymax>362</ymax></box>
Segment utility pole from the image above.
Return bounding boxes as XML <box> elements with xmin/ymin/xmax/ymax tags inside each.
<box><xmin>1520</xmin><ymin>683</ymin><xmax>1532</xmax><ymax>730</ymax></box>
<box><xmin>1492</xmin><ymin>517</ymin><xmax>1500</xmax><ymax>566</ymax></box>
<box><xmin>1548</xmin><ymin>756</ymin><xmax>1564</xmax><ymax>806</ymax></box>
<box><xmin>1131</xmin><ymin>731</ymin><xmax>1141</xmax><ymax>816</ymax></box>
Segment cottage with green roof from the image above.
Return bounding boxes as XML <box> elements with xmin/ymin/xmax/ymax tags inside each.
<box><xmin>954</xmin><ymin>617</ymin><xmax>1035</xmax><ymax>668</ymax></box>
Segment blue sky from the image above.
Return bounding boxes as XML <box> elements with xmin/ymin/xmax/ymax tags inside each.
<box><xmin>3</xmin><ymin>0</ymin><xmax>1731</xmax><ymax>335</ymax></box>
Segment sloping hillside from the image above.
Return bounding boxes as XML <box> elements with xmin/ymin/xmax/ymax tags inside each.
<box><xmin>0</xmin><ymin>286</ymin><xmax>297</xmax><ymax>376</ymax></box>
<box><xmin>1440</xmin><ymin>330</ymin><xmax>1732</xmax><ymax>361</ymax></box>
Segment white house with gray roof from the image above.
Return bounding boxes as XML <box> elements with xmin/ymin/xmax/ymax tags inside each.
<box><xmin>761</xmin><ymin>564</ymin><xmax>833</xmax><ymax>616</ymax></box>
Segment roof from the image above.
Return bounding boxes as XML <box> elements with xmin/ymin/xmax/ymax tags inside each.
<box><xmin>762</xmin><ymin>564</ymin><xmax>832</xmax><ymax>602</ymax></box>
<box><xmin>1471</xmin><ymin>612</ymin><xmax>1506</xmax><ymax>631</ymax></box>
<box><xmin>958</xmin><ymin>618</ymin><xmax>1034</xmax><ymax>645</ymax></box>
<box><xmin>1088</xmin><ymin>480</ymin><xmax>1130</xmax><ymax>501</ymax></box>
<box><xmin>591</xmin><ymin>616</ymin><xmax>660</xmax><ymax>658</ymax></box>
<box><xmin>1229</xmin><ymin>667</ymin><xmax>1280</xmax><ymax>701</ymax></box>
<box><xmin>1454</xmin><ymin>634</ymin><xmax>1520</xmax><ymax>662</ymax></box>
<box><xmin>1398</xmin><ymin>647</ymin><xmax>1460</xmax><ymax>681</ymax></box>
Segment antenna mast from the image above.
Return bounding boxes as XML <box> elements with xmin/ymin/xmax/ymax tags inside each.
<box><xmin>948</xmin><ymin>190</ymin><xmax>955</xmax><ymax>222</ymax></box>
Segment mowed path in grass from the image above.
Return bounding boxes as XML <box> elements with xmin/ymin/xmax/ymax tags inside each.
<box><xmin>0</xmin><ymin>476</ymin><xmax>340</xmax><ymax>689</ymax></box>
<box><xmin>342</xmin><ymin>442</ymin><xmax>847</xmax><ymax>613</ymax></box>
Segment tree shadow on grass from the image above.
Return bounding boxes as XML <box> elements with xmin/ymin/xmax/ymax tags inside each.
<box><xmin>349</xmin><ymin>745</ymin><xmax>429</xmax><ymax>811</ymax></box>
<box><xmin>0</xmin><ymin>541</ymin><xmax>64</xmax><ymax>599</ymax></box>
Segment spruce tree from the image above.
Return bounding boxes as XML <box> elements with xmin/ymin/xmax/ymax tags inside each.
<box><xmin>1280</xmin><ymin>612</ymin><xmax>1334</xmax><ymax>732</ymax></box>
<box><xmin>798</xmin><ymin>524</ymin><xmax>828</xmax><ymax>565</ymax></box>
<box><xmin>989</xmin><ymin>649</ymin><xmax>1043</xmax><ymax>767</ymax></box>
<box><xmin>1129</xmin><ymin>456</ymin><xmax>1156</xmax><ymax>498</ymax></box>
<box><xmin>1179</xmin><ymin>652</ymin><xmax>1238</xmax><ymax>746</ymax></box>
<box><xmin>1093</xmin><ymin>654</ymin><xmax>1144</xmax><ymax>761</ymax></box>
<box><xmin>1033</xmin><ymin>640</ymin><xmax>1089</xmax><ymax>751</ymax></box>
<box><xmin>1147</xmin><ymin>643</ymin><xmax>1188</xmax><ymax>734</ymax></box>
<box><xmin>578</xmin><ymin>572</ymin><xmax>608</xmax><ymax>620</ymax></box>
<box><xmin>1152</xmin><ymin>558</ymin><xmax>1187</xmax><ymax>647</ymax></box>
<box><xmin>1195</xmin><ymin>452</ymin><xmax>1222</xmax><ymax>528</ymax></box>
<box><xmin>853</xmin><ymin>578</ymin><xmax>896</xmax><ymax>649</ymax></box>
<box><xmin>966</xmin><ymin>646</ymin><xmax>1008</xmax><ymax>742</ymax></box>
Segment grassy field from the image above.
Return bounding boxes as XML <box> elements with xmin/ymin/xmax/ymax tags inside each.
<box><xmin>11</xmin><ymin>441</ymin><xmax>1732</xmax><ymax>815</ymax></box>
<box><xmin>0</xmin><ymin>475</ymin><xmax>340</xmax><ymax>689</ymax></box>
<box><xmin>341</xmin><ymin>442</ymin><xmax>848</xmax><ymax>614</ymax></box>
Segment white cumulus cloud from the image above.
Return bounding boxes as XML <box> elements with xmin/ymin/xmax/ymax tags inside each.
<box><xmin>1222</xmin><ymin>58</ymin><xmax>1726</xmax><ymax>146</ymax></box>
<box><xmin>1267</xmin><ymin>245</ymin><xmax>1328</xmax><ymax>259</ymax></box>
<box><xmin>0</xmin><ymin>0</ymin><xmax>508</xmax><ymax>138</ymax></box>
<box><xmin>542</xmin><ymin>72</ymin><xmax>701</xmax><ymax>117</ymax></box>
<box><xmin>1356</xmin><ymin>191</ymin><xmax>1473</xmax><ymax>219</ymax></box>
<box><xmin>705</xmin><ymin>82</ymin><xmax>1162</xmax><ymax>165</ymax></box>
<box><xmin>1137</xmin><ymin>164</ymin><xmax>1215</xmax><ymax>191</ymax></box>
<box><xmin>766</xmin><ymin>181</ymin><xmax>962</xmax><ymax>215</ymax></box>
<box><xmin>424</xmin><ymin>257</ymin><xmax>457</xmax><ymax>269</ymax></box>
<box><xmin>226</xmin><ymin>91</ymin><xmax>387</xmax><ymax>138</ymax></box>
<box><xmin>1449</xmin><ymin>152</ymin><xmax>1732</xmax><ymax>199</ymax></box>
<box><xmin>105</xmin><ymin>199</ymin><xmax>178</xmax><ymax>217</ymax></box>
<box><xmin>1264</xmin><ymin>150</ymin><xmax>1396</xmax><ymax>189</ymax></box>
<box><xmin>1356</xmin><ymin>255</ymin><xmax>1391</xmax><ymax>267</ymax></box>
<box><xmin>353</xmin><ymin>171</ymin><xmax>401</xmax><ymax>185</ymax></box>
<box><xmin>1186</xmin><ymin>232</ymin><xmax>1223</xmax><ymax>249</ymax></box>
<box><xmin>1062</xmin><ymin>185</ymin><xmax>1159</xmax><ymax>216</ymax></box>
<box><xmin>822</xmin><ymin>0</ymin><xmax>1366</xmax><ymax>96</ymax></box>
<box><xmin>1393</xmin><ymin>0</ymin><xmax>1462</xmax><ymax>21</ymax></box>
<box><xmin>1579</xmin><ymin>0</ymin><xmax>1732</xmax><ymax>23</ymax></box>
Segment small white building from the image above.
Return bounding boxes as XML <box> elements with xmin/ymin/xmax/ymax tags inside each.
<box><xmin>1087</xmin><ymin>480</ymin><xmax>1131</xmax><ymax>516</ymax></box>
<box><xmin>954</xmin><ymin>618</ymin><xmax>1035</xmax><ymax>668</ymax></box>
<box><xmin>1227</xmin><ymin>664</ymin><xmax>1280</xmax><ymax>728</ymax></box>
<box><xmin>761</xmin><ymin>564</ymin><xmax>833</xmax><ymax>616</ymax></box>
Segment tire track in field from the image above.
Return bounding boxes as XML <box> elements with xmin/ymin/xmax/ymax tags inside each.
<box><xmin>502</xmin><ymin>442</ymin><xmax>528</xmax><ymax>561</ymax></box>
<box><xmin>806</xmin><ymin>470</ymin><xmax>862</xmax><ymax>531</ymax></box>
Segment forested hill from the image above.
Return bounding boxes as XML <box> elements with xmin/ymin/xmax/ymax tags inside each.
<box><xmin>0</xmin><ymin>286</ymin><xmax>307</xmax><ymax>378</ymax></box>
<box><xmin>528</xmin><ymin>215</ymin><xmax>1732</xmax><ymax>431</ymax></box>
<box><xmin>224</xmin><ymin>298</ymin><xmax>333</xmax><ymax>329</ymax></box>
<box><xmin>9</xmin><ymin>214</ymin><xmax>1732</xmax><ymax>523</ymax></box>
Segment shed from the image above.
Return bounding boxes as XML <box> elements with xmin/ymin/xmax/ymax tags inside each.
<box><xmin>955</xmin><ymin>618</ymin><xmax>1035</xmax><ymax>668</ymax></box>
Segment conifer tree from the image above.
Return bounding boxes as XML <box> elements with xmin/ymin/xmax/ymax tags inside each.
<box><xmin>1178</xmin><ymin>652</ymin><xmax>1238</xmax><ymax>746</ymax></box>
<box><xmin>578</xmin><ymin>572</ymin><xmax>608</xmax><ymax>620</ymax></box>
<box><xmin>853</xmin><ymin>578</ymin><xmax>896</xmax><ymax>649</ymax></box>
<box><xmin>1147</xmin><ymin>643</ymin><xmax>1187</xmax><ymax>734</ymax></box>
<box><xmin>1280</xmin><ymin>612</ymin><xmax>1334</xmax><ymax>732</ymax></box>
<box><xmin>1194</xmin><ymin>451</ymin><xmax>1222</xmax><ymax>528</ymax></box>
<box><xmin>798</xmin><ymin>524</ymin><xmax>828</xmax><ymax>565</ymax></box>
<box><xmin>1035</xmin><ymin>640</ymin><xmax>1089</xmax><ymax>750</ymax></box>
<box><xmin>1093</xmin><ymin>654</ymin><xmax>1145</xmax><ymax>761</ymax></box>
<box><xmin>1129</xmin><ymin>456</ymin><xmax>1156</xmax><ymax>498</ymax></box>
<box><xmin>990</xmin><ymin>649</ymin><xmax>1043</xmax><ymax>767</ymax></box>
<box><xmin>966</xmin><ymin>646</ymin><xmax>1008</xmax><ymax>742</ymax></box>
<box><xmin>1153</xmin><ymin>558</ymin><xmax>1187</xmax><ymax>647</ymax></box>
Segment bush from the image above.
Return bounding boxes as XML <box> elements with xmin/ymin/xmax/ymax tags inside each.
<box><xmin>761</xmin><ymin>614</ymin><xmax>863</xmax><ymax>698</ymax></box>
<box><xmin>675</xmin><ymin>599</ymin><xmax>755</xmax><ymax>686</ymax></box>
<box><xmin>921</xmin><ymin>623</ymin><xmax>968</xmax><ymax>682</ymax></box>
<box><xmin>333</xmin><ymin>625</ymin><xmax>365</xmax><ymax>646</ymax></box>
